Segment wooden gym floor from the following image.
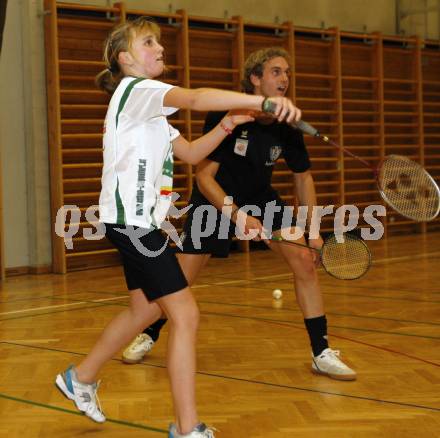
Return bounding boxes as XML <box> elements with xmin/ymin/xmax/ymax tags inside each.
<box><xmin>0</xmin><ymin>233</ymin><xmax>439</xmax><ymax>437</ymax></box>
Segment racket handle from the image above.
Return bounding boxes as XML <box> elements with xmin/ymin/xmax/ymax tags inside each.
<box><xmin>292</xmin><ymin>120</ymin><xmax>320</xmax><ymax>137</ymax></box>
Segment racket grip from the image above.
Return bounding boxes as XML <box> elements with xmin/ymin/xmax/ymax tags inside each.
<box><xmin>292</xmin><ymin>120</ymin><xmax>320</xmax><ymax>137</ymax></box>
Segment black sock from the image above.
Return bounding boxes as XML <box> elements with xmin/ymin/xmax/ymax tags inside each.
<box><xmin>304</xmin><ymin>315</ymin><xmax>329</xmax><ymax>356</ymax></box>
<box><xmin>144</xmin><ymin>318</ymin><xmax>167</xmax><ymax>342</ymax></box>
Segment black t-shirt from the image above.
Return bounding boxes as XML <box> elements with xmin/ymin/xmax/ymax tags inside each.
<box><xmin>190</xmin><ymin>111</ymin><xmax>311</xmax><ymax>206</ymax></box>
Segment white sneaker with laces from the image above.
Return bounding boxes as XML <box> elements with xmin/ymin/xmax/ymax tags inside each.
<box><xmin>312</xmin><ymin>348</ymin><xmax>357</xmax><ymax>381</ymax></box>
<box><xmin>168</xmin><ymin>422</ymin><xmax>216</xmax><ymax>437</ymax></box>
<box><xmin>122</xmin><ymin>333</ymin><xmax>155</xmax><ymax>364</ymax></box>
<box><xmin>55</xmin><ymin>366</ymin><xmax>106</xmax><ymax>423</ymax></box>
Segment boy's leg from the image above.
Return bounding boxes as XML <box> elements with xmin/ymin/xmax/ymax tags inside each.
<box><xmin>269</xmin><ymin>223</ymin><xmax>356</xmax><ymax>380</ymax></box>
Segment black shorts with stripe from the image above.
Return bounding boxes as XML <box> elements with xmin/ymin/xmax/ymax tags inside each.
<box><xmin>105</xmin><ymin>223</ymin><xmax>188</xmax><ymax>301</ymax></box>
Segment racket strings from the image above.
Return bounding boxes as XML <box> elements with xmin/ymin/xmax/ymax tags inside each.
<box><xmin>321</xmin><ymin>234</ymin><xmax>371</xmax><ymax>280</ymax></box>
<box><xmin>378</xmin><ymin>155</ymin><xmax>440</xmax><ymax>221</ymax></box>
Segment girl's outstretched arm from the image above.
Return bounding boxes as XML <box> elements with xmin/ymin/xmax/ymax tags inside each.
<box><xmin>163</xmin><ymin>87</ymin><xmax>301</xmax><ymax>124</ymax></box>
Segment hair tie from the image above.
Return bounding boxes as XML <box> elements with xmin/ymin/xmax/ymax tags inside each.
<box><xmin>107</xmin><ymin>64</ymin><xmax>117</xmax><ymax>74</ymax></box>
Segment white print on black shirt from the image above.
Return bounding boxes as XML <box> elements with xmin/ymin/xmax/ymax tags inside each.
<box><xmin>265</xmin><ymin>145</ymin><xmax>282</xmax><ymax>166</ymax></box>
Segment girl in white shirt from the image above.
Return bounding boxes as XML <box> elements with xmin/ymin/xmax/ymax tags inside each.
<box><xmin>55</xmin><ymin>16</ymin><xmax>300</xmax><ymax>438</ymax></box>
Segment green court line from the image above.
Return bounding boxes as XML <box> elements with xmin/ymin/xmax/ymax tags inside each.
<box><xmin>0</xmin><ymin>392</ymin><xmax>167</xmax><ymax>434</ymax></box>
<box><xmin>1</xmin><ymin>342</ymin><xmax>438</xmax><ymax>414</ymax></box>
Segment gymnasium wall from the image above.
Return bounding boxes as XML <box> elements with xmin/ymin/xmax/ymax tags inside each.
<box><xmin>399</xmin><ymin>0</ymin><xmax>440</xmax><ymax>40</ymax></box>
<box><xmin>0</xmin><ymin>0</ymin><xmax>431</xmax><ymax>271</ymax></box>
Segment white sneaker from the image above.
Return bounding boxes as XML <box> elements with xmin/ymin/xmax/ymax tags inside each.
<box><xmin>169</xmin><ymin>422</ymin><xmax>216</xmax><ymax>438</ymax></box>
<box><xmin>55</xmin><ymin>366</ymin><xmax>106</xmax><ymax>423</ymax></box>
<box><xmin>312</xmin><ymin>348</ymin><xmax>357</xmax><ymax>381</ymax></box>
<box><xmin>122</xmin><ymin>333</ymin><xmax>155</xmax><ymax>364</ymax></box>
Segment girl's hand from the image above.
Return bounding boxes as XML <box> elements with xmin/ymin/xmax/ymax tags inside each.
<box><xmin>221</xmin><ymin>111</ymin><xmax>255</xmax><ymax>131</ymax></box>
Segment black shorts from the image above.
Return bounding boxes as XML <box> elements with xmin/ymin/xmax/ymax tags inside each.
<box><xmin>180</xmin><ymin>194</ymin><xmax>295</xmax><ymax>258</ymax></box>
<box><xmin>105</xmin><ymin>224</ymin><xmax>188</xmax><ymax>301</ymax></box>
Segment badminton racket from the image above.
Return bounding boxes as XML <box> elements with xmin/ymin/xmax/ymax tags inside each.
<box><xmin>292</xmin><ymin>120</ymin><xmax>440</xmax><ymax>222</ymax></box>
<box><xmin>271</xmin><ymin>233</ymin><xmax>371</xmax><ymax>280</ymax></box>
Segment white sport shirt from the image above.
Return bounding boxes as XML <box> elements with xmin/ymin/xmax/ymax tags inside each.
<box><xmin>99</xmin><ymin>77</ymin><xmax>180</xmax><ymax>228</ymax></box>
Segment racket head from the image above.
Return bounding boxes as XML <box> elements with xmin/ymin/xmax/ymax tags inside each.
<box><xmin>321</xmin><ymin>233</ymin><xmax>371</xmax><ymax>280</ymax></box>
<box><xmin>376</xmin><ymin>155</ymin><xmax>440</xmax><ymax>222</ymax></box>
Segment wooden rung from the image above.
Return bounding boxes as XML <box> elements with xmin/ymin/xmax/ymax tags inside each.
<box><xmin>271</xmin><ymin>183</ymin><xmax>294</xmax><ymax>189</ymax></box>
<box><xmin>64</xmin><ymin>191</ymin><xmax>100</xmax><ymax>199</ymax></box>
<box><xmin>62</xmin><ymin>133</ymin><xmax>102</xmax><ymax>139</ymax></box>
<box><xmin>314</xmin><ymin>181</ymin><xmax>339</xmax><ymax>186</ymax></box>
<box><xmin>343</xmin><ymin>110</ymin><xmax>379</xmax><ymax>115</ymax></box>
<box><xmin>243</xmin><ymin>19</ymin><xmax>288</xmax><ymax>30</ymax></box>
<box><xmin>310</xmin><ymin>157</ymin><xmax>338</xmax><ymax>162</ymax></box>
<box><xmin>342</xmin><ymin>75</ymin><xmax>379</xmax><ymax>82</ymax></box>
<box><xmin>344</xmin><ymin>178</ymin><xmax>375</xmax><ymax>184</ymax></box>
<box><xmin>63</xmin><ymin>177</ymin><xmax>101</xmax><ymax>184</ymax></box>
<box><xmin>345</xmin><ymin>189</ymin><xmax>379</xmax><ymax>196</ymax></box>
<box><xmin>62</xmin><ymin>104</ymin><xmax>107</xmax><ymax>110</ymax></box>
<box><xmin>57</xmin><ymin>18</ymin><xmax>115</xmax><ymax>30</ymax></box>
<box><xmin>296</xmin><ymin>73</ymin><xmax>337</xmax><ymax>79</ymax></box>
<box><xmin>166</xmin><ymin>65</ymin><xmax>184</xmax><ymax>71</ymax></box>
<box><xmin>423</xmin><ymin>79</ymin><xmax>440</xmax><ymax>85</ymax></box>
<box><xmin>297</xmin><ymin>97</ymin><xmax>337</xmax><ymax>102</ymax></box>
<box><xmin>66</xmin><ymin>248</ymin><xmax>118</xmax><ymax>258</ymax></box>
<box><xmin>303</xmin><ymin>110</ymin><xmax>338</xmax><ymax>115</ymax></box>
<box><xmin>63</xmin><ymin>163</ymin><xmax>102</xmax><ymax>169</ymax></box>
<box><xmin>384</xmin><ymin>100</ymin><xmax>418</xmax><ymax>106</ymax></box>
<box><xmin>61</xmin><ymin>89</ymin><xmax>106</xmax><ymax>96</ymax></box>
<box><xmin>62</xmin><ymin>148</ymin><xmax>102</xmax><ymax>155</ymax></box>
<box><xmin>190</xmin><ymin>80</ymin><xmax>235</xmax><ymax>88</ymax></box>
<box><xmin>342</xmin><ymin>88</ymin><xmax>376</xmax><ymax>94</ymax></box>
<box><xmin>127</xmin><ymin>8</ymin><xmax>182</xmax><ymax>20</ymax></box>
<box><xmin>343</xmin><ymin>99</ymin><xmax>380</xmax><ymax>104</ymax></box>
<box><xmin>60</xmin><ymin>59</ymin><xmax>104</xmax><ymax>67</ymax></box>
<box><xmin>316</xmin><ymin>192</ymin><xmax>339</xmax><ymax>198</ymax></box>
<box><xmin>384</xmin><ymin>144</ymin><xmax>420</xmax><ymax>148</ymax></box>
<box><xmin>384</xmin><ymin>122</ymin><xmax>417</xmax><ymax>127</ymax></box>
<box><xmin>190</xmin><ymin>66</ymin><xmax>239</xmax><ymax>73</ymax></box>
<box><xmin>383</xmin><ymin>78</ymin><xmax>416</xmax><ymax>84</ymax></box>
<box><xmin>57</xmin><ymin>2</ymin><xmax>119</xmax><ymax>13</ymax></box>
<box><xmin>295</xmin><ymin>39</ymin><xmax>333</xmax><ymax>48</ymax></box>
<box><xmin>384</xmin><ymin>111</ymin><xmax>418</xmax><ymax>115</ymax></box>
<box><xmin>62</xmin><ymin>119</ymin><xmax>104</xmax><ymax>125</ymax></box>
<box><xmin>311</xmin><ymin>169</ymin><xmax>340</xmax><ymax>175</ymax></box>
<box><xmin>296</xmin><ymin>86</ymin><xmax>332</xmax><ymax>92</ymax></box>
<box><xmin>343</xmin><ymin>122</ymin><xmax>381</xmax><ymax>126</ymax></box>
<box><xmin>189</xmin><ymin>28</ymin><xmax>235</xmax><ymax>39</ymax></box>
<box><xmin>340</xmin><ymin>145</ymin><xmax>380</xmax><ymax>149</ymax></box>
<box><xmin>343</xmin><ymin>133</ymin><xmax>380</xmax><ymax>138</ymax></box>
<box><xmin>344</xmin><ymin>156</ymin><xmax>379</xmax><ymax>162</ymax></box>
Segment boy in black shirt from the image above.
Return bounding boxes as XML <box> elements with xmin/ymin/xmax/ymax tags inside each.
<box><xmin>123</xmin><ymin>47</ymin><xmax>356</xmax><ymax>381</ymax></box>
